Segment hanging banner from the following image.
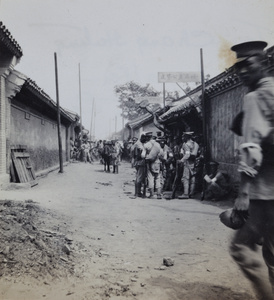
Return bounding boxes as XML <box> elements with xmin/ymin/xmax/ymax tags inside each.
<box><xmin>158</xmin><ymin>72</ymin><xmax>200</xmax><ymax>83</ymax></box>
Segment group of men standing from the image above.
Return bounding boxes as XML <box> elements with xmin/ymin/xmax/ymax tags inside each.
<box><xmin>130</xmin><ymin>131</ymin><xmax>200</xmax><ymax>200</ymax></box>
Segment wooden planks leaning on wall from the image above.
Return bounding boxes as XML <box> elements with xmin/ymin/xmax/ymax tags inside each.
<box><xmin>10</xmin><ymin>145</ymin><xmax>38</xmax><ymax>187</ymax></box>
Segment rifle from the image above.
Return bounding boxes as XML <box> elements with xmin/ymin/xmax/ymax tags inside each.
<box><xmin>171</xmin><ymin>160</ymin><xmax>184</xmax><ymax>199</ymax></box>
<box><xmin>142</xmin><ymin>161</ymin><xmax>148</xmax><ymax>198</ymax></box>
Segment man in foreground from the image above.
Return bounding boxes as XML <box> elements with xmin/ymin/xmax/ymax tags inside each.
<box><xmin>229</xmin><ymin>41</ymin><xmax>274</xmax><ymax>300</ymax></box>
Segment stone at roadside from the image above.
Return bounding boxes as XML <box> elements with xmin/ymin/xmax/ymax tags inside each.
<box><xmin>62</xmin><ymin>244</ymin><xmax>71</xmax><ymax>255</ymax></box>
<box><xmin>154</xmin><ymin>266</ymin><xmax>167</xmax><ymax>270</ymax></box>
<box><xmin>131</xmin><ymin>278</ymin><xmax>137</xmax><ymax>282</ymax></box>
<box><xmin>163</xmin><ymin>257</ymin><xmax>174</xmax><ymax>267</ymax></box>
<box><xmin>65</xmin><ymin>236</ymin><xmax>73</xmax><ymax>244</ymax></box>
<box><xmin>60</xmin><ymin>256</ymin><xmax>68</xmax><ymax>262</ymax></box>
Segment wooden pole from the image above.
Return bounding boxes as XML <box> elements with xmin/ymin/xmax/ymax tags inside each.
<box><xmin>200</xmin><ymin>48</ymin><xmax>207</xmax><ymax>158</ymax></box>
<box><xmin>122</xmin><ymin>109</ymin><xmax>125</xmax><ymax>141</ymax></box>
<box><xmin>54</xmin><ymin>52</ymin><xmax>63</xmax><ymax>173</ymax></box>
<box><xmin>78</xmin><ymin>63</ymin><xmax>82</xmax><ymax>146</ymax></box>
<box><xmin>200</xmin><ymin>48</ymin><xmax>208</xmax><ymax>200</ymax></box>
<box><xmin>90</xmin><ymin>98</ymin><xmax>94</xmax><ymax>140</ymax></box>
<box><xmin>93</xmin><ymin>99</ymin><xmax>96</xmax><ymax>139</ymax></box>
<box><xmin>163</xmin><ymin>82</ymin><xmax>166</xmax><ymax>107</ymax></box>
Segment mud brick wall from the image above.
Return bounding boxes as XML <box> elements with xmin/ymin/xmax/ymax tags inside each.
<box><xmin>10</xmin><ymin>104</ymin><xmax>67</xmax><ymax>172</ymax></box>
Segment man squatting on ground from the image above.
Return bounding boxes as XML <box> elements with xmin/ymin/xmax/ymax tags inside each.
<box><xmin>228</xmin><ymin>41</ymin><xmax>274</xmax><ymax>300</ymax></box>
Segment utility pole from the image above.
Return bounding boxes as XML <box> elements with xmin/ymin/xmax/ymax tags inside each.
<box><xmin>200</xmin><ymin>48</ymin><xmax>208</xmax><ymax>200</ymax></box>
<box><xmin>78</xmin><ymin>63</ymin><xmax>82</xmax><ymax>146</ymax></box>
<box><xmin>163</xmin><ymin>82</ymin><xmax>166</xmax><ymax>107</ymax></box>
<box><xmin>93</xmin><ymin>99</ymin><xmax>96</xmax><ymax>139</ymax></box>
<box><xmin>54</xmin><ymin>52</ymin><xmax>63</xmax><ymax>173</ymax></box>
<box><xmin>90</xmin><ymin>98</ymin><xmax>95</xmax><ymax>140</ymax></box>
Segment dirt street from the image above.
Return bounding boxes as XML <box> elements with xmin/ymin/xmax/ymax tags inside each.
<box><xmin>0</xmin><ymin>161</ymin><xmax>258</xmax><ymax>300</ymax></box>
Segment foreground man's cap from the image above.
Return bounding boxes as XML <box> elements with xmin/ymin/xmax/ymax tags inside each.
<box><xmin>231</xmin><ymin>41</ymin><xmax>267</xmax><ymax>63</ymax></box>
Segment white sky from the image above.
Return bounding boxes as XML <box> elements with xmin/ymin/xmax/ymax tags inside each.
<box><xmin>1</xmin><ymin>0</ymin><xmax>274</xmax><ymax>139</ymax></box>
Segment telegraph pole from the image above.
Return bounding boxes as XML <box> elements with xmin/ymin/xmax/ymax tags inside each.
<box><xmin>54</xmin><ymin>52</ymin><xmax>63</xmax><ymax>173</ymax></box>
<box><xmin>78</xmin><ymin>63</ymin><xmax>82</xmax><ymax>146</ymax></box>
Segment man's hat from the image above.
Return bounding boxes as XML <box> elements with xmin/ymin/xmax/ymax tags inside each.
<box><xmin>231</xmin><ymin>41</ymin><xmax>267</xmax><ymax>63</ymax></box>
<box><xmin>219</xmin><ymin>208</ymin><xmax>248</xmax><ymax>230</ymax></box>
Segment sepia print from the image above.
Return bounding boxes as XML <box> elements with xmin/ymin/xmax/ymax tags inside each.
<box><xmin>0</xmin><ymin>1</ymin><xmax>274</xmax><ymax>299</ymax></box>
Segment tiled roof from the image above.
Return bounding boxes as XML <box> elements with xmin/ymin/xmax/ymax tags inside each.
<box><xmin>159</xmin><ymin>95</ymin><xmax>201</xmax><ymax>120</ymax></box>
<box><xmin>0</xmin><ymin>21</ymin><xmax>23</xmax><ymax>58</ymax></box>
<box><xmin>63</xmin><ymin>108</ymin><xmax>80</xmax><ymax>121</ymax></box>
<box><xmin>204</xmin><ymin>73</ymin><xmax>241</xmax><ymax>96</ymax></box>
<box><xmin>127</xmin><ymin>107</ymin><xmax>161</xmax><ymax>129</ymax></box>
<box><xmin>24</xmin><ymin>78</ymin><xmax>74</xmax><ymax>121</ymax></box>
<box><xmin>9</xmin><ymin>70</ymin><xmax>74</xmax><ymax>122</ymax></box>
<box><xmin>127</xmin><ymin>112</ymin><xmax>153</xmax><ymax>129</ymax></box>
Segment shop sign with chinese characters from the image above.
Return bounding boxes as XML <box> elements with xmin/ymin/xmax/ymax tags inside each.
<box><xmin>158</xmin><ymin>72</ymin><xmax>200</xmax><ymax>83</ymax></box>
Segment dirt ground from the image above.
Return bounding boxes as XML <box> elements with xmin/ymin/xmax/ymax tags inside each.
<box><xmin>0</xmin><ymin>161</ymin><xmax>259</xmax><ymax>300</ymax></box>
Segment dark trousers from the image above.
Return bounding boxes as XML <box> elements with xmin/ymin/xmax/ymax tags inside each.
<box><xmin>230</xmin><ymin>200</ymin><xmax>274</xmax><ymax>300</ymax></box>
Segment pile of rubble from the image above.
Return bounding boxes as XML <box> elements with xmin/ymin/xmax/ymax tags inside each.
<box><xmin>0</xmin><ymin>199</ymin><xmax>75</xmax><ymax>279</ymax></box>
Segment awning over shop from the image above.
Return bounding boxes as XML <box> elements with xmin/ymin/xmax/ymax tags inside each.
<box><xmin>127</xmin><ymin>106</ymin><xmax>161</xmax><ymax>129</ymax></box>
<box><xmin>159</xmin><ymin>94</ymin><xmax>201</xmax><ymax>121</ymax></box>
<box><xmin>127</xmin><ymin>112</ymin><xmax>153</xmax><ymax>129</ymax></box>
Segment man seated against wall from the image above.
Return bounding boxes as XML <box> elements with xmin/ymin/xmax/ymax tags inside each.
<box><xmin>203</xmin><ymin>161</ymin><xmax>231</xmax><ymax>201</ymax></box>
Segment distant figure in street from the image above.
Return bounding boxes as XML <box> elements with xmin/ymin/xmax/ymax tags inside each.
<box><xmin>81</xmin><ymin>141</ymin><xmax>91</xmax><ymax>163</ymax></box>
<box><xmin>226</xmin><ymin>41</ymin><xmax>274</xmax><ymax>300</ymax></box>
<box><xmin>178</xmin><ymin>132</ymin><xmax>199</xmax><ymax>199</ymax></box>
<box><xmin>70</xmin><ymin>137</ymin><xmax>75</xmax><ymax>160</ymax></box>
<box><xmin>130</xmin><ymin>137</ymin><xmax>138</xmax><ymax>168</ymax></box>
<box><xmin>102</xmin><ymin>141</ymin><xmax>112</xmax><ymax>172</ymax></box>
<box><xmin>111</xmin><ymin>140</ymin><xmax>120</xmax><ymax>174</ymax></box>
<box><xmin>97</xmin><ymin>140</ymin><xmax>104</xmax><ymax>164</ymax></box>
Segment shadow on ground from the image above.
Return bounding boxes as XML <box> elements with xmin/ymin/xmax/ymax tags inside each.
<box><xmin>148</xmin><ymin>276</ymin><xmax>255</xmax><ymax>300</ymax></box>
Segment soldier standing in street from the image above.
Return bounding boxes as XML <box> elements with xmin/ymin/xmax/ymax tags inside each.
<box><xmin>178</xmin><ymin>132</ymin><xmax>199</xmax><ymax>199</ymax></box>
<box><xmin>130</xmin><ymin>137</ymin><xmax>138</xmax><ymax>168</ymax></box>
<box><xmin>227</xmin><ymin>41</ymin><xmax>274</xmax><ymax>300</ymax></box>
<box><xmin>133</xmin><ymin>132</ymin><xmax>147</xmax><ymax>197</ymax></box>
<box><xmin>144</xmin><ymin>132</ymin><xmax>164</xmax><ymax>199</ymax></box>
